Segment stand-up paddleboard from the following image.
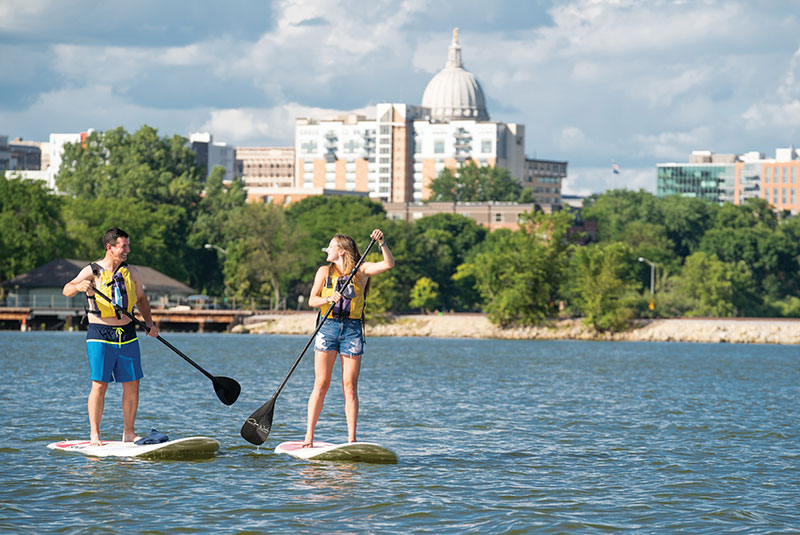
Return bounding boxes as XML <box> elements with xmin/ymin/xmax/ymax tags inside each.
<box><xmin>47</xmin><ymin>437</ymin><xmax>220</xmax><ymax>460</ymax></box>
<box><xmin>275</xmin><ymin>441</ymin><xmax>398</xmax><ymax>464</ymax></box>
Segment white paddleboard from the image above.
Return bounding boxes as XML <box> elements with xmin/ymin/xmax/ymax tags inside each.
<box><xmin>275</xmin><ymin>441</ymin><xmax>398</xmax><ymax>464</ymax></box>
<box><xmin>47</xmin><ymin>436</ymin><xmax>220</xmax><ymax>460</ymax></box>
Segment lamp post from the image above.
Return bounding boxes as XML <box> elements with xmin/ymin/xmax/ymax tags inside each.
<box><xmin>204</xmin><ymin>243</ymin><xmax>228</xmax><ymax>255</ymax></box>
<box><xmin>638</xmin><ymin>256</ymin><xmax>655</xmax><ymax>310</ymax></box>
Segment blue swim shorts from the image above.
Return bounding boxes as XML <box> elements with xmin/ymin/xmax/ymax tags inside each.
<box><xmin>86</xmin><ymin>322</ymin><xmax>143</xmax><ymax>383</ymax></box>
<box><xmin>314</xmin><ymin>317</ymin><xmax>364</xmax><ymax>356</ymax></box>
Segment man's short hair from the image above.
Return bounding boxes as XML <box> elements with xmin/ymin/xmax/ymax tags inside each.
<box><xmin>103</xmin><ymin>228</ymin><xmax>129</xmax><ymax>248</ymax></box>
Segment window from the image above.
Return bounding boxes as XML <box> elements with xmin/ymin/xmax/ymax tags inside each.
<box><xmin>380</xmin><ymin>167</ymin><xmax>390</xmax><ymax>174</ymax></box>
<box><xmin>380</xmin><ymin>125</ymin><xmax>391</xmax><ymax>135</ymax></box>
<box><xmin>380</xmin><ymin>147</ymin><xmax>390</xmax><ymax>154</ymax></box>
<box><xmin>494</xmin><ymin>213</ymin><xmax>503</xmax><ymax>222</ymax></box>
<box><xmin>434</xmin><ymin>140</ymin><xmax>445</xmax><ymax>154</ymax></box>
<box><xmin>379</xmin><ymin>157</ymin><xmax>390</xmax><ymax>164</ymax></box>
<box><xmin>481</xmin><ymin>140</ymin><xmax>493</xmax><ymax>153</ymax></box>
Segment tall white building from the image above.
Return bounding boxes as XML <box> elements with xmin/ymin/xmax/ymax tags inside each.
<box><xmin>294</xmin><ymin>29</ymin><xmax>529</xmax><ymax>203</ymax></box>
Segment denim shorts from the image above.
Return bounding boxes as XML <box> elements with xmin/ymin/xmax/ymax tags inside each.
<box><xmin>314</xmin><ymin>317</ymin><xmax>363</xmax><ymax>356</ymax></box>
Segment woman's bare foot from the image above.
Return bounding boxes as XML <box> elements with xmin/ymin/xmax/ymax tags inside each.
<box><xmin>301</xmin><ymin>437</ymin><xmax>313</xmax><ymax>448</ymax></box>
<box><xmin>90</xmin><ymin>435</ymin><xmax>102</xmax><ymax>446</ymax></box>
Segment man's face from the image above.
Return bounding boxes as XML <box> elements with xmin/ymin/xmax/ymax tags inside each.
<box><xmin>108</xmin><ymin>237</ymin><xmax>130</xmax><ymax>261</ymax></box>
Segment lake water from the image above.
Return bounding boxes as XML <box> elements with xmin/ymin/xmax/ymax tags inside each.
<box><xmin>1</xmin><ymin>331</ymin><xmax>798</xmax><ymax>533</ymax></box>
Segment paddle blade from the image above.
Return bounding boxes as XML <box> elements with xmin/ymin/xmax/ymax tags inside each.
<box><xmin>240</xmin><ymin>397</ymin><xmax>276</xmax><ymax>445</ymax></box>
<box><xmin>212</xmin><ymin>376</ymin><xmax>241</xmax><ymax>406</ymax></box>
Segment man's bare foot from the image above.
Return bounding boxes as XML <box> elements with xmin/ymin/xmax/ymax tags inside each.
<box><xmin>122</xmin><ymin>433</ymin><xmax>141</xmax><ymax>443</ymax></box>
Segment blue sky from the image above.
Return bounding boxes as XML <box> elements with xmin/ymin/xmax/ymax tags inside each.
<box><xmin>2</xmin><ymin>0</ymin><xmax>800</xmax><ymax>195</ymax></box>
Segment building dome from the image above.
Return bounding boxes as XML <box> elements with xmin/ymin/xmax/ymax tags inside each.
<box><xmin>422</xmin><ymin>29</ymin><xmax>489</xmax><ymax>122</ymax></box>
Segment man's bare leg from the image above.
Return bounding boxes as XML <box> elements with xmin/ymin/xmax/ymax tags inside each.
<box><xmin>88</xmin><ymin>381</ymin><xmax>108</xmax><ymax>446</ymax></box>
<box><xmin>121</xmin><ymin>379</ymin><xmax>140</xmax><ymax>442</ymax></box>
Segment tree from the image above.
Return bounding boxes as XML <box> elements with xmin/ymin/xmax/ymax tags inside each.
<box><xmin>567</xmin><ymin>242</ymin><xmax>639</xmax><ymax>332</ymax></box>
<box><xmin>56</xmin><ymin>125</ymin><xmax>204</xmax><ymax>208</ymax></box>
<box><xmin>409</xmin><ymin>277</ymin><xmax>440</xmax><ymax>313</ymax></box>
<box><xmin>412</xmin><ymin>213</ymin><xmax>487</xmax><ymax>311</ymax></box>
<box><xmin>188</xmin><ymin>166</ymin><xmax>247</xmax><ymax>294</ymax></box>
<box><xmin>680</xmin><ymin>251</ymin><xmax>758</xmax><ymax>317</ymax></box>
<box><xmin>426</xmin><ymin>161</ymin><xmax>524</xmax><ymax>202</ymax></box>
<box><xmin>581</xmin><ymin>189</ymin><xmax>661</xmax><ymax>243</ymax></box>
<box><xmin>0</xmin><ymin>175</ymin><xmax>69</xmax><ymax>284</ymax></box>
<box><xmin>659</xmin><ymin>195</ymin><xmax>717</xmax><ymax>258</ymax></box>
<box><xmin>223</xmin><ymin>203</ymin><xmax>301</xmax><ymax>307</ymax></box>
<box><xmin>462</xmin><ymin>210</ymin><xmax>575</xmax><ymax>326</ymax></box>
<box><xmin>61</xmin><ymin>196</ymin><xmax>190</xmax><ymax>281</ymax></box>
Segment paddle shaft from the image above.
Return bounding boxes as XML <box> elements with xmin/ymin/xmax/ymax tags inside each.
<box><xmin>269</xmin><ymin>237</ymin><xmax>377</xmax><ymax>401</ymax></box>
<box><xmin>90</xmin><ymin>287</ymin><xmax>216</xmax><ymax>381</ymax></box>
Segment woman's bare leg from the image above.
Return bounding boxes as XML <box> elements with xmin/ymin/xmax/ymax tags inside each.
<box><xmin>341</xmin><ymin>354</ymin><xmax>362</xmax><ymax>443</ymax></box>
<box><xmin>304</xmin><ymin>350</ymin><xmax>337</xmax><ymax>446</ymax></box>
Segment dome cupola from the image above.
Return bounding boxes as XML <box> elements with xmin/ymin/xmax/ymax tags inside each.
<box><xmin>421</xmin><ymin>28</ymin><xmax>489</xmax><ymax>122</ymax></box>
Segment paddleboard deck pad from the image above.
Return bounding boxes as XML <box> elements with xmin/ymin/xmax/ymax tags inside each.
<box><xmin>275</xmin><ymin>441</ymin><xmax>397</xmax><ymax>464</ymax></box>
<box><xmin>47</xmin><ymin>437</ymin><xmax>220</xmax><ymax>459</ymax></box>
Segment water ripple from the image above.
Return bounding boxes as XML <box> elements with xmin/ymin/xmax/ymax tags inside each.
<box><xmin>0</xmin><ymin>333</ymin><xmax>798</xmax><ymax>533</ymax></box>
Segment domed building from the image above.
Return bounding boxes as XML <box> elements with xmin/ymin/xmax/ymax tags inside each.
<box><xmin>421</xmin><ymin>29</ymin><xmax>490</xmax><ymax>122</ymax></box>
<box><xmin>292</xmin><ymin>30</ymin><xmax>565</xmax><ymax>206</ymax></box>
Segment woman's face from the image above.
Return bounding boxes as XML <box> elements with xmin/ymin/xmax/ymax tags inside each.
<box><xmin>325</xmin><ymin>237</ymin><xmax>341</xmax><ymax>262</ymax></box>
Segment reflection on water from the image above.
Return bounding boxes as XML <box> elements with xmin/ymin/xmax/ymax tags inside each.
<box><xmin>0</xmin><ymin>332</ymin><xmax>798</xmax><ymax>533</ymax></box>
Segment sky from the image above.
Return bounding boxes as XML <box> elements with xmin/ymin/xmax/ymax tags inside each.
<box><xmin>2</xmin><ymin>0</ymin><xmax>800</xmax><ymax>196</ymax></box>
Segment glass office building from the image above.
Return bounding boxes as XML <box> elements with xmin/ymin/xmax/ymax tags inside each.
<box><xmin>657</xmin><ymin>163</ymin><xmax>736</xmax><ymax>203</ymax></box>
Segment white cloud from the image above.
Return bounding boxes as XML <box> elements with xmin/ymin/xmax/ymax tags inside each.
<box><xmin>197</xmin><ymin>103</ymin><xmax>373</xmax><ymax>145</ymax></box>
<box><xmin>743</xmin><ymin>47</ymin><xmax>800</xmax><ymax>131</ymax></box>
<box><xmin>633</xmin><ymin>127</ymin><xmax>713</xmax><ymax>161</ymax></box>
<box><xmin>564</xmin><ymin>165</ymin><xmax>656</xmax><ymax>197</ymax></box>
<box><xmin>4</xmin><ymin>0</ymin><xmax>800</xmax><ymax>195</ymax></box>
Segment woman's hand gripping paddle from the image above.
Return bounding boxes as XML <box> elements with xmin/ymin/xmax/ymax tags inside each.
<box><xmin>240</xmin><ymin>237</ymin><xmax>377</xmax><ymax>445</ymax></box>
<box><xmin>90</xmin><ymin>288</ymin><xmax>241</xmax><ymax>405</ymax></box>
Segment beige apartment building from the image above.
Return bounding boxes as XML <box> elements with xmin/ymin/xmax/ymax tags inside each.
<box><xmin>234</xmin><ymin>147</ymin><xmax>295</xmax><ymax>203</ymax></box>
<box><xmin>294</xmin><ymin>30</ymin><xmax>541</xmax><ymax>204</ymax></box>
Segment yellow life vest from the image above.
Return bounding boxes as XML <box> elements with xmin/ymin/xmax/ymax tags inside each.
<box><xmin>320</xmin><ymin>268</ymin><xmax>365</xmax><ymax>319</ymax></box>
<box><xmin>88</xmin><ymin>262</ymin><xmax>138</xmax><ymax>318</ymax></box>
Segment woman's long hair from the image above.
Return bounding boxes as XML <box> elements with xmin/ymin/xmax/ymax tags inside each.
<box><xmin>329</xmin><ymin>234</ymin><xmax>370</xmax><ymax>296</ymax></box>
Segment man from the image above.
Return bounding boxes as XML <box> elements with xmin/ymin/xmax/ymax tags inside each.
<box><xmin>62</xmin><ymin>228</ymin><xmax>159</xmax><ymax>445</ymax></box>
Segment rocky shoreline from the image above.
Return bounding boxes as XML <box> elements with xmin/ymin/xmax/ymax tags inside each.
<box><xmin>233</xmin><ymin>312</ymin><xmax>800</xmax><ymax>345</ymax></box>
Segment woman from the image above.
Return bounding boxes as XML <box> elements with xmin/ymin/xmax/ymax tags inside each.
<box><xmin>304</xmin><ymin>228</ymin><xmax>395</xmax><ymax>447</ymax></box>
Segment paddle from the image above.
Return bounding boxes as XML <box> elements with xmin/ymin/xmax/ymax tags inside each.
<box><xmin>90</xmin><ymin>287</ymin><xmax>241</xmax><ymax>405</ymax></box>
<box><xmin>240</xmin><ymin>237</ymin><xmax>377</xmax><ymax>445</ymax></box>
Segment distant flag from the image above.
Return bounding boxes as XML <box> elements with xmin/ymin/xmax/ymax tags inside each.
<box><xmin>612</xmin><ymin>161</ymin><xmax>621</xmax><ymax>174</ymax></box>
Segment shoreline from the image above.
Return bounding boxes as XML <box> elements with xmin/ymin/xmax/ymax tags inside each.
<box><xmin>233</xmin><ymin>312</ymin><xmax>800</xmax><ymax>345</ymax></box>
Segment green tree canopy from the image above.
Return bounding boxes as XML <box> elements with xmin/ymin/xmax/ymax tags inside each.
<box><xmin>0</xmin><ymin>175</ymin><xmax>69</xmax><ymax>283</ymax></box>
<box><xmin>461</xmin><ymin>210</ymin><xmax>575</xmax><ymax>326</ymax></box>
<box><xmin>409</xmin><ymin>276</ymin><xmax>440</xmax><ymax>313</ymax></box>
<box><xmin>188</xmin><ymin>166</ymin><xmax>247</xmax><ymax>293</ymax></box>
<box><xmin>680</xmin><ymin>251</ymin><xmax>759</xmax><ymax>317</ymax></box>
<box><xmin>56</xmin><ymin>125</ymin><xmax>204</xmax><ymax>208</ymax></box>
<box><xmin>427</xmin><ymin>161</ymin><xmax>525</xmax><ymax>202</ymax></box>
<box><xmin>62</xmin><ymin>196</ymin><xmax>190</xmax><ymax>281</ymax></box>
<box><xmin>223</xmin><ymin>203</ymin><xmax>301</xmax><ymax>307</ymax></box>
<box><xmin>566</xmin><ymin>242</ymin><xmax>639</xmax><ymax>332</ymax></box>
